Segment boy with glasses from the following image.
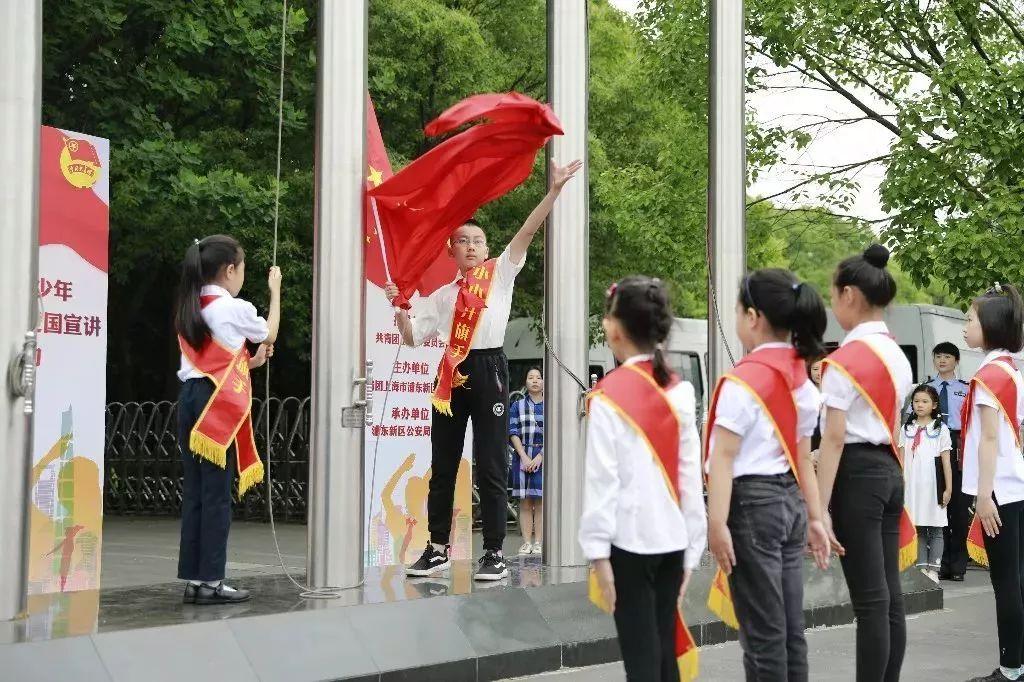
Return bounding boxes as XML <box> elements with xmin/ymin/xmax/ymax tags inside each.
<box><xmin>385</xmin><ymin>159</ymin><xmax>581</xmax><ymax>580</ymax></box>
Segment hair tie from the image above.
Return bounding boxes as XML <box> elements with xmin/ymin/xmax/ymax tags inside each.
<box><xmin>606</xmin><ymin>282</ymin><xmax>618</xmax><ymax>299</ymax></box>
<box><xmin>792</xmin><ymin>282</ymin><xmax>801</xmax><ymax>295</ymax></box>
<box><xmin>193</xmin><ymin>238</ymin><xmax>200</xmax><ymax>246</ymax></box>
<box><xmin>995</xmin><ymin>281</ymin><xmax>1003</xmax><ymax>293</ymax></box>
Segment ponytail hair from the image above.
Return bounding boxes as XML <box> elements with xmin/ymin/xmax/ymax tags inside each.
<box><xmin>605</xmin><ymin>275</ymin><xmax>674</xmax><ymax>387</ymax></box>
<box><xmin>175</xmin><ymin>235</ymin><xmax>244</xmax><ymax>350</ymax></box>
<box><xmin>739</xmin><ymin>268</ymin><xmax>826</xmax><ymax>360</ymax></box>
<box><xmin>833</xmin><ymin>243</ymin><xmax>897</xmax><ymax>308</ymax></box>
<box><xmin>973</xmin><ymin>282</ymin><xmax>1024</xmax><ymax>353</ymax></box>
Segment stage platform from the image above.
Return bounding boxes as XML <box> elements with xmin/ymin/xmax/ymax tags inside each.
<box><xmin>1</xmin><ymin>548</ymin><xmax>942</xmax><ymax>682</ymax></box>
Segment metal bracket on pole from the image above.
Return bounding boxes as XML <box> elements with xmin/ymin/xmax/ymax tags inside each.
<box><xmin>343</xmin><ymin>359</ymin><xmax>374</xmax><ymax>428</ymax></box>
<box><xmin>7</xmin><ymin>331</ymin><xmax>36</xmax><ymax>413</ymax></box>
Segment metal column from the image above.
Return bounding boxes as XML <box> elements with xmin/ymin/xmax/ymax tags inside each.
<box><xmin>0</xmin><ymin>0</ymin><xmax>41</xmax><ymax>621</ymax></box>
<box><xmin>307</xmin><ymin>1</ymin><xmax>368</xmax><ymax>590</ymax></box>
<box><xmin>543</xmin><ymin>0</ymin><xmax>589</xmax><ymax>567</ymax></box>
<box><xmin>708</xmin><ymin>0</ymin><xmax>746</xmax><ymax>387</ymax></box>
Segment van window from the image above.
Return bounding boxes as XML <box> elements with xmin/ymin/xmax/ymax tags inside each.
<box><xmin>507</xmin><ymin>359</ymin><xmax>606</xmax><ymax>392</ymax></box>
<box><xmin>900</xmin><ymin>345</ymin><xmax>919</xmax><ymax>383</ymax></box>
<box><xmin>667</xmin><ymin>351</ymin><xmax>704</xmax><ymax>404</ymax></box>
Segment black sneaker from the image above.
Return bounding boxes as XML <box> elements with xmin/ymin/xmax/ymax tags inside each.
<box><xmin>182</xmin><ymin>583</ymin><xmax>198</xmax><ymax>604</ymax></box>
<box><xmin>968</xmin><ymin>669</ymin><xmax>1014</xmax><ymax>682</ymax></box>
<box><xmin>406</xmin><ymin>543</ymin><xmax>451</xmax><ymax>577</ymax></box>
<box><xmin>194</xmin><ymin>582</ymin><xmax>251</xmax><ymax>605</ymax></box>
<box><xmin>474</xmin><ymin>550</ymin><xmax>509</xmax><ymax>581</ymax></box>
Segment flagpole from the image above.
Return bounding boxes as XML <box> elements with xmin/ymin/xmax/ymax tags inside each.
<box><xmin>369</xmin><ymin>196</ymin><xmax>394</xmax><ymax>285</ymax></box>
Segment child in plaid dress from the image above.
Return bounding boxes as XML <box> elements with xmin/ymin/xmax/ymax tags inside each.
<box><xmin>510</xmin><ymin>367</ymin><xmax>544</xmax><ymax>555</ymax></box>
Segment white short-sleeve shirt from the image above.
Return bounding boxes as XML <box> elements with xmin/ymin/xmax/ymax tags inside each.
<box><xmin>709</xmin><ymin>343</ymin><xmax>821</xmax><ymax>477</ymax></box>
<box><xmin>578</xmin><ymin>355</ymin><xmax>708</xmax><ymax>569</ymax></box>
<box><xmin>409</xmin><ymin>246</ymin><xmax>524</xmax><ymax>348</ymax></box>
<box><xmin>821</xmin><ymin>321</ymin><xmax>914</xmax><ymax>445</ymax></box>
<box><xmin>177</xmin><ymin>285</ymin><xmax>269</xmax><ymax>381</ymax></box>
<box><xmin>961</xmin><ymin>350</ymin><xmax>1024</xmax><ymax>504</ymax></box>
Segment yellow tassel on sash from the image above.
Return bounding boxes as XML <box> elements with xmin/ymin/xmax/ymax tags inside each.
<box><xmin>968</xmin><ymin>539</ymin><xmax>989</xmax><ymax>568</ymax></box>
<box><xmin>678</xmin><ymin>639</ymin><xmax>699</xmax><ymax>682</ymax></box>
<box><xmin>707</xmin><ymin>568</ymin><xmax>739</xmax><ymax>629</ymax></box>
<box><xmin>238</xmin><ymin>460</ymin><xmax>265</xmax><ymax>499</ymax></box>
<box><xmin>898</xmin><ymin>534</ymin><xmax>918</xmax><ymax>572</ymax></box>
<box><xmin>189</xmin><ymin>430</ymin><xmax>227</xmax><ymax>469</ymax></box>
<box><xmin>432</xmin><ymin>397</ymin><xmax>453</xmax><ymax>417</ymax></box>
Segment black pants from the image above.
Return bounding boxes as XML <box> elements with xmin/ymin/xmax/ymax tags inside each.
<box><xmin>983</xmin><ymin>498</ymin><xmax>1024</xmax><ymax>668</ymax></box>
<box><xmin>728</xmin><ymin>473</ymin><xmax>808</xmax><ymax>682</ymax></box>
<box><xmin>831</xmin><ymin>443</ymin><xmax>906</xmax><ymax>682</ymax></box>
<box><xmin>177</xmin><ymin>378</ymin><xmax>234</xmax><ymax>582</ymax></box>
<box><xmin>941</xmin><ymin>430</ymin><xmax>972</xmax><ymax>577</ymax></box>
<box><xmin>610</xmin><ymin>545</ymin><xmax>684</xmax><ymax>682</ymax></box>
<box><xmin>429</xmin><ymin>348</ymin><xmax>509</xmax><ymax>551</ymax></box>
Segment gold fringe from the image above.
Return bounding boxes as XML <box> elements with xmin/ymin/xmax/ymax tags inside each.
<box><xmin>968</xmin><ymin>540</ymin><xmax>989</xmax><ymax>568</ymax></box>
<box><xmin>453</xmin><ymin>371</ymin><xmax>469</xmax><ymax>388</ymax></box>
<box><xmin>898</xmin><ymin>536</ymin><xmax>918</xmax><ymax>572</ymax></box>
<box><xmin>707</xmin><ymin>571</ymin><xmax>739</xmax><ymax>630</ymax></box>
<box><xmin>432</xmin><ymin>397</ymin><xmax>453</xmax><ymax>417</ymax></box>
<box><xmin>189</xmin><ymin>430</ymin><xmax>227</xmax><ymax>469</ymax></box>
<box><xmin>238</xmin><ymin>460</ymin><xmax>265</xmax><ymax>499</ymax></box>
<box><xmin>588</xmin><ymin>570</ymin><xmax>611</xmax><ymax>613</ymax></box>
<box><xmin>678</xmin><ymin>648</ymin><xmax>700</xmax><ymax>682</ymax></box>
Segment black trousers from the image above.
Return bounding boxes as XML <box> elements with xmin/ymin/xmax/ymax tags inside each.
<box><xmin>177</xmin><ymin>378</ymin><xmax>234</xmax><ymax>582</ymax></box>
<box><xmin>610</xmin><ymin>545</ymin><xmax>685</xmax><ymax>682</ymax></box>
<box><xmin>728</xmin><ymin>473</ymin><xmax>808</xmax><ymax>682</ymax></box>
<box><xmin>983</xmin><ymin>498</ymin><xmax>1024</xmax><ymax>668</ymax></box>
<box><xmin>831</xmin><ymin>444</ymin><xmax>906</xmax><ymax>682</ymax></box>
<box><xmin>429</xmin><ymin>348</ymin><xmax>509</xmax><ymax>551</ymax></box>
<box><xmin>941</xmin><ymin>430</ymin><xmax>972</xmax><ymax>577</ymax></box>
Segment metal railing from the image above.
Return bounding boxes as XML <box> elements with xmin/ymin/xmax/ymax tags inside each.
<box><xmin>104</xmin><ymin>397</ymin><xmax>310</xmax><ymax>522</ymax></box>
<box><xmin>104</xmin><ymin>395</ymin><xmax>525</xmax><ymax>525</ymax></box>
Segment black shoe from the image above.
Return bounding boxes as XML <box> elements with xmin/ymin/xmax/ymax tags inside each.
<box><xmin>474</xmin><ymin>550</ymin><xmax>509</xmax><ymax>581</ymax></box>
<box><xmin>194</xmin><ymin>582</ymin><xmax>251</xmax><ymax>605</ymax></box>
<box><xmin>950</xmin><ymin>573</ymin><xmax>965</xmax><ymax>582</ymax></box>
<box><xmin>183</xmin><ymin>583</ymin><xmax>198</xmax><ymax>604</ymax></box>
<box><xmin>406</xmin><ymin>543</ymin><xmax>451</xmax><ymax>577</ymax></box>
<box><xmin>938</xmin><ymin>569</ymin><xmax>952</xmax><ymax>581</ymax></box>
<box><xmin>967</xmin><ymin>668</ymin><xmax>1014</xmax><ymax>681</ymax></box>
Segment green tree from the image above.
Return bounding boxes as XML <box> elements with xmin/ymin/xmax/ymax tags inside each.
<box><xmin>744</xmin><ymin>0</ymin><xmax>1024</xmax><ymax>301</ymax></box>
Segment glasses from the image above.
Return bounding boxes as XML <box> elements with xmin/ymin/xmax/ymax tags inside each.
<box><xmin>453</xmin><ymin>237</ymin><xmax>487</xmax><ymax>247</ymax></box>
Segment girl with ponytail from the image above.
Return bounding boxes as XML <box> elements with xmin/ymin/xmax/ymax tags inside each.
<box><xmin>174</xmin><ymin>235</ymin><xmax>283</xmax><ymax>606</ymax></box>
<box><xmin>579</xmin><ymin>276</ymin><xmax>706</xmax><ymax>680</ymax></box>
<box><xmin>704</xmin><ymin>268</ymin><xmax>831</xmax><ymax>680</ymax></box>
<box><xmin>816</xmin><ymin>244</ymin><xmax>914</xmax><ymax>682</ymax></box>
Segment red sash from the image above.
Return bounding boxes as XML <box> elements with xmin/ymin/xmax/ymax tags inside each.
<box><xmin>585</xmin><ymin>362</ymin><xmax>699</xmax><ymax>680</ymax></box>
<box><xmin>178</xmin><ymin>295</ymin><xmax>263</xmax><ymax>497</ymax></box>
<box><xmin>703</xmin><ymin>346</ymin><xmax>807</xmax><ymax>629</ymax></box>
<box><xmin>961</xmin><ymin>356</ymin><xmax>1020</xmax><ymax>568</ymax></box>
<box><xmin>822</xmin><ymin>338</ymin><xmax>918</xmax><ymax>571</ymax></box>
<box><xmin>431</xmin><ymin>260</ymin><xmax>497</xmax><ymax>416</ymax></box>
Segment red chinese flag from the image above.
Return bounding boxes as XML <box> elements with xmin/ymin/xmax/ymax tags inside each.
<box><xmin>368</xmin><ymin>92</ymin><xmax>562</xmax><ymax>308</ymax></box>
<box><xmin>365</xmin><ymin>98</ymin><xmax>458</xmax><ymax>296</ymax></box>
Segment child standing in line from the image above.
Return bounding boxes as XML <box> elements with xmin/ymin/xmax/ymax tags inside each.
<box><xmin>579</xmin><ymin>276</ymin><xmax>706</xmax><ymax>682</ymax></box>
<box><xmin>899</xmin><ymin>384</ymin><xmax>952</xmax><ymax>583</ymax></box>
<box><xmin>510</xmin><ymin>366</ymin><xmax>544</xmax><ymax>555</ymax></box>
<box><xmin>175</xmin><ymin>235</ymin><xmax>281</xmax><ymax>605</ymax></box>
<box><xmin>705</xmin><ymin>268</ymin><xmax>831</xmax><ymax>681</ymax></box>
<box><xmin>960</xmin><ymin>283</ymin><xmax>1024</xmax><ymax>682</ymax></box>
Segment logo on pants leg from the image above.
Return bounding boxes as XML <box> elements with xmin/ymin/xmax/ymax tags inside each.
<box><xmin>493</xmin><ymin>403</ymin><xmax>505</xmax><ymax>416</ymax></box>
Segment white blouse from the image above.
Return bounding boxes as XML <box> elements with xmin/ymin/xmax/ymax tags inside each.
<box><xmin>821</xmin><ymin>321</ymin><xmax>913</xmax><ymax>445</ymax></box>
<box><xmin>579</xmin><ymin>355</ymin><xmax>707</xmax><ymax>570</ymax></box>
<box><xmin>961</xmin><ymin>350</ymin><xmax>1024</xmax><ymax>504</ymax></box>
<box><xmin>708</xmin><ymin>343</ymin><xmax>821</xmax><ymax>477</ymax></box>
<box><xmin>177</xmin><ymin>285</ymin><xmax>269</xmax><ymax>381</ymax></box>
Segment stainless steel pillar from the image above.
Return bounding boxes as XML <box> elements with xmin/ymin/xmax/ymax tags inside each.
<box><xmin>0</xmin><ymin>0</ymin><xmax>41</xmax><ymax>621</ymax></box>
<box><xmin>307</xmin><ymin>1</ymin><xmax>367</xmax><ymax>589</ymax></box>
<box><xmin>543</xmin><ymin>0</ymin><xmax>589</xmax><ymax>567</ymax></box>
<box><xmin>707</xmin><ymin>0</ymin><xmax>746</xmax><ymax>387</ymax></box>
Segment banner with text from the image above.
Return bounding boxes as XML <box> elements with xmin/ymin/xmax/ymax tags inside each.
<box><xmin>29</xmin><ymin>126</ymin><xmax>110</xmax><ymax>595</ymax></box>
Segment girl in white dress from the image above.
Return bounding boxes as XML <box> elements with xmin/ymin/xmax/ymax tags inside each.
<box><xmin>898</xmin><ymin>384</ymin><xmax>952</xmax><ymax>582</ymax></box>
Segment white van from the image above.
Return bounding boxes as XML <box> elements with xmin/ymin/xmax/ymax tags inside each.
<box><xmin>824</xmin><ymin>304</ymin><xmax>979</xmax><ymax>383</ymax></box>
<box><xmin>503</xmin><ymin>317</ymin><xmax>710</xmax><ymax>411</ymax></box>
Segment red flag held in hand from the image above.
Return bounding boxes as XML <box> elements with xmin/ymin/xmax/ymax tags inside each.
<box><xmin>368</xmin><ymin>92</ymin><xmax>563</xmax><ymax>309</ymax></box>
